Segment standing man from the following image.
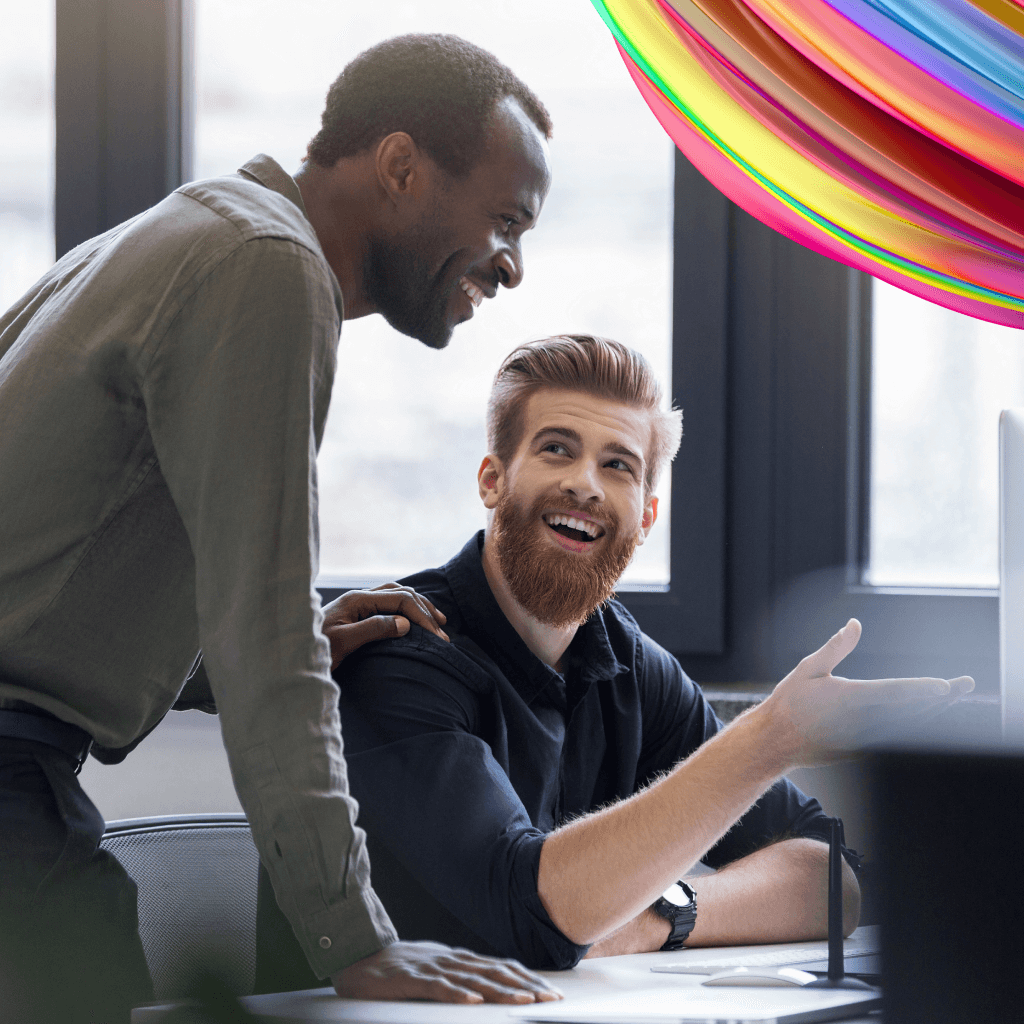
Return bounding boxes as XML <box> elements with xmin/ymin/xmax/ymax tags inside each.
<box><xmin>0</xmin><ymin>34</ymin><xmax>556</xmax><ymax>1022</ymax></box>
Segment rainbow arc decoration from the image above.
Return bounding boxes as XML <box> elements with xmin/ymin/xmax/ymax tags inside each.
<box><xmin>591</xmin><ymin>0</ymin><xmax>1024</xmax><ymax>327</ymax></box>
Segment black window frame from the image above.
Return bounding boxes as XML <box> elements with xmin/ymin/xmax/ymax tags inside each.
<box><xmin>52</xmin><ymin>2</ymin><xmax>998</xmax><ymax>694</ymax></box>
<box><xmin>660</xmin><ymin>154</ymin><xmax>997</xmax><ymax>694</ymax></box>
<box><xmin>55</xmin><ymin>0</ymin><xmax>192</xmax><ymax>260</ymax></box>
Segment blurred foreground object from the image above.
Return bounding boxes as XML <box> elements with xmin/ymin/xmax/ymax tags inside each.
<box><xmin>592</xmin><ymin>0</ymin><xmax>1024</xmax><ymax>327</ymax></box>
<box><xmin>870</xmin><ymin>741</ymin><xmax>1024</xmax><ymax>1023</ymax></box>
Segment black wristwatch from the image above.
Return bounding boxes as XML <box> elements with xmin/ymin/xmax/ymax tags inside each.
<box><xmin>652</xmin><ymin>880</ymin><xmax>697</xmax><ymax>950</ymax></box>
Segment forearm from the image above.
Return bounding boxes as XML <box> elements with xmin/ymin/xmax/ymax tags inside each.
<box><xmin>581</xmin><ymin>838</ymin><xmax>860</xmax><ymax>958</ymax></box>
<box><xmin>583</xmin><ymin>909</ymin><xmax>670</xmax><ymax>958</ymax></box>
<box><xmin>685</xmin><ymin>838</ymin><xmax>860</xmax><ymax>947</ymax></box>
<box><xmin>537</xmin><ymin>706</ymin><xmax>791</xmax><ymax>945</ymax></box>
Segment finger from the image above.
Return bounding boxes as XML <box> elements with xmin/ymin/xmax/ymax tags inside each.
<box><xmin>372</xmin><ymin>583</ymin><xmax>448</xmax><ymax>626</ymax></box>
<box><xmin>422</xmin><ymin>970</ymin><xmax>539</xmax><ymax>1005</ymax></box>
<box><xmin>443</xmin><ymin>956</ymin><xmax>562</xmax><ymax>1000</ymax></box>
<box><xmin>399</xmin><ymin>975</ymin><xmax>485</xmax><ymax>1004</ymax></box>
<box><xmin>488</xmin><ymin>960</ymin><xmax>562</xmax><ymax>998</ymax></box>
<box><xmin>800</xmin><ymin>619</ymin><xmax>862</xmax><ymax>678</ymax></box>
<box><xmin>321</xmin><ymin>589</ymin><xmax>376</xmax><ymax>629</ymax></box>
<box><xmin>950</xmin><ymin>675</ymin><xmax>976</xmax><ymax>695</ymax></box>
<box><xmin>389</xmin><ymin>594</ymin><xmax>449</xmax><ymax>641</ymax></box>
<box><xmin>467</xmin><ymin>955</ymin><xmax>562</xmax><ymax>998</ymax></box>
<box><xmin>337</xmin><ymin>589</ymin><xmax>449</xmax><ymax>641</ymax></box>
<box><xmin>327</xmin><ymin>615</ymin><xmax>410</xmax><ymax>667</ymax></box>
<box><xmin>842</xmin><ymin>677</ymin><xmax>953</xmax><ymax>702</ymax></box>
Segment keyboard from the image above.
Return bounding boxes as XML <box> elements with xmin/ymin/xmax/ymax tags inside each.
<box><xmin>650</xmin><ymin>939</ymin><xmax>880</xmax><ymax>975</ymax></box>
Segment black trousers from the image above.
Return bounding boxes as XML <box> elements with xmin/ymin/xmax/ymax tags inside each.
<box><xmin>0</xmin><ymin>738</ymin><xmax>153</xmax><ymax>1024</ymax></box>
<box><xmin>253</xmin><ymin>861</ymin><xmax>319</xmax><ymax>995</ymax></box>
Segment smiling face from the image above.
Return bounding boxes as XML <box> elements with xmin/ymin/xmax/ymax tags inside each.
<box><xmin>364</xmin><ymin>96</ymin><xmax>551</xmax><ymax>349</ymax></box>
<box><xmin>479</xmin><ymin>388</ymin><xmax>659</xmax><ymax>627</ymax></box>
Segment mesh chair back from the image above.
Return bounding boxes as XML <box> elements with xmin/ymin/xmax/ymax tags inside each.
<box><xmin>100</xmin><ymin>814</ymin><xmax>259</xmax><ymax>1000</ymax></box>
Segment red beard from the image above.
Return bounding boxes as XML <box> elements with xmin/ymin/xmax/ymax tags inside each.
<box><xmin>490</xmin><ymin>491</ymin><xmax>640</xmax><ymax>628</ymax></box>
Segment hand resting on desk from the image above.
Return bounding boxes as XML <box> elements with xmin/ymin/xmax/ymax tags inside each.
<box><xmin>332</xmin><ymin>940</ymin><xmax>563</xmax><ymax>1004</ymax></box>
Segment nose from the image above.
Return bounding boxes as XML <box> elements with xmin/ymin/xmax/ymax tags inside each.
<box><xmin>494</xmin><ymin>242</ymin><xmax>524</xmax><ymax>290</ymax></box>
<box><xmin>560</xmin><ymin>461</ymin><xmax>604</xmax><ymax>504</ymax></box>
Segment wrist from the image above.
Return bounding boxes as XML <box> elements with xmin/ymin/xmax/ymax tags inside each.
<box><xmin>726</xmin><ymin>699</ymin><xmax>797</xmax><ymax>779</ymax></box>
<box><xmin>651</xmin><ymin>880</ymin><xmax>697</xmax><ymax>950</ymax></box>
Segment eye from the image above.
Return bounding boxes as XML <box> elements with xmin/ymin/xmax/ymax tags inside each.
<box><xmin>500</xmin><ymin>215</ymin><xmax>518</xmax><ymax>234</ymax></box>
<box><xmin>606</xmin><ymin>458</ymin><xmax>636</xmax><ymax>475</ymax></box>
<box><xmin>542</xmin><ymin>441</ymin><xmax>570</xmax><ymax>456</ymax></box>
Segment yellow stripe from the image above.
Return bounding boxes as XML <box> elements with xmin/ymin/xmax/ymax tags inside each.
<box><xmin>606</xmin><ymin>0</ymin><xmax>1014</xmax><ymax>289</ymax></box>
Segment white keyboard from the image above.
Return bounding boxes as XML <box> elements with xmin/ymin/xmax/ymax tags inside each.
<box><xmin>650</xmin><ymin>941</ymin><xmax>880</xmax><ymax>975</ymax></box>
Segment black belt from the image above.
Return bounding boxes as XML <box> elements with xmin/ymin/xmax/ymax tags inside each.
<box><xmin>0</xmin><ymin>708</ymin><xmax>93</xmax><ymax>774</ymax></box>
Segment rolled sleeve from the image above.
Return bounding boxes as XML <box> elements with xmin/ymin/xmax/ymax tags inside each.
<box><xmin>143</xmin><ymin>237</ymin><xmax>396</xmax><ymax>975</ymax></box>
<box><xmin>339</xmin><ymin>648</ymin><xmax>590</xmax><ymax>969</ymax></box>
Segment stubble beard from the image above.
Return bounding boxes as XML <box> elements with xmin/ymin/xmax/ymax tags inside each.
<box><xmin>491</xmin><ymin>491</ymin><xmax>641</xmax><ymax>629</ymax></box>
<box><xmin>362</xmin><ymin>228</ymin><xmax>457</xmax><ymax>351</ymax></box>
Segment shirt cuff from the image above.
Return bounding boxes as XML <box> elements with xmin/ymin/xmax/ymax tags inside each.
<box><xmin>294</xmin><ymin>886</ymin><xmax>400</xmax><ymax>980</ymax></box>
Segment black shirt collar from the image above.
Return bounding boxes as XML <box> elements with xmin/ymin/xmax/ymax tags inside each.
<box><xmin>443</xmin><ymin>532</ymin><xmax>629</xmax><ymax>707</ymax></box>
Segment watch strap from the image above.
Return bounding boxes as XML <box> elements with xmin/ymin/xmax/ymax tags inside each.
<box><xmin>652</xmin><ymin>880</ymin><xmax>697</xmax><ymax>951</ymax></box>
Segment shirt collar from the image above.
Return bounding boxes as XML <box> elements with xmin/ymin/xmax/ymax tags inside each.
<box><xmin>237</xmin><ymin>154</ymin><xmax>309</xmax><ymax>219</ymax></box>
<box><xmin>444</xmin><ymin>532</ymin><xmax>629</xmax><ymax>705</ymax></box>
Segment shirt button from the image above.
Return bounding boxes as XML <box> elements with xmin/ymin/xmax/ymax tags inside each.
<box><xmin>319</xmin><ymin>936</ymin><xmax>332</xmax><ymax>949</ymax></box>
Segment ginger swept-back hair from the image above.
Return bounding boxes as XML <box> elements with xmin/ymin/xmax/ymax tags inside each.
<box><xmin>486</xmin><ymin>335</ymin><xmax>683</xmax><ymax>495</ymax></box>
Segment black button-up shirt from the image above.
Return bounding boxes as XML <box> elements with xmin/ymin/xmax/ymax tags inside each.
<box><xmin>337</xmin><ymin>533</ymin><xmax>850</xmax><ymax>970</ymax></box>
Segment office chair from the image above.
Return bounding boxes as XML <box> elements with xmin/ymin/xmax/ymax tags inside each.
<box><xmin>100</xmin><ymin>813</ymin><xmax>259</xmax><ymax>1001</ymax></box>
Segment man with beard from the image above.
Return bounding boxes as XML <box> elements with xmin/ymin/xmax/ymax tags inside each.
<box><xmin>301</xmin><ymin>333</ymin><xmax>974</xmax><ymax>972</ymax></box>
<box><xmin>0</xmin><ymin>34</ymin><xmax>557</xmax><ymax>1023</ymax></box>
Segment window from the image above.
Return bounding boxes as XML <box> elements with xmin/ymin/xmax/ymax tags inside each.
<box><xmin>868</xmin><ymin>279</ymin><xmax>1024</xmax><ymax>589</ymax></box>
<box><xmin>0</xmin><ymin>2</ymin><xmax>54</xmax><ymax>310</ymax></box>
<box><xmin>193</xmin><ymin>0</ymin><xmax>674</xmax><ymax>587</ymax></box>
<box><xmin>48</xmin><ymin>0</ymin><xmax>999</xmax><ymax>690</ymax></box>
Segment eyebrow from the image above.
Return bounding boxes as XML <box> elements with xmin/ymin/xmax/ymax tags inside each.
<box><xmin>516</xmin><ymin>202</ymin><xmax>536</xmax><ymax>223</ymax></box>
<box><xmin>606</xmin><ymin>441</ymin><xmax>644</xmax><ymax>465</ymax></box>
<box><xmin>532</xmin><ymin>427</ymin><xmax>644</xmax><ymax>466</ymax></box>
<box><xmin>532</xmin><ymin>426</ymin><xmax>580</xmax><ymax>447</ymax></box>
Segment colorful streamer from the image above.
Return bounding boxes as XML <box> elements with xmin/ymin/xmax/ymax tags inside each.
<box><xmin>592</xmin><ymin>0</ymin><xmax>1024</xmax><ymax>326</ymax></box>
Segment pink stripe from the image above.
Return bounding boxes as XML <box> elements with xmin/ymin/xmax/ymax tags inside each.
<box><xmin>622</xmin><ymin>51</ymin><xmax>1024</xmax><ymax>326</ymax></box>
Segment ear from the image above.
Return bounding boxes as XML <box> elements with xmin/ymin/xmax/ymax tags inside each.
<box><xmin>478</xmin><ymin>455</ymin><xmax>506</xmax><ymax>510</ymax></box>
<box><xmin>374</xmin><ymin>132</ymin><xmax>423</xmax><ymax>206</ymax></box>
<box><xmin>635</xmin><ymin>496</ymin><xmax>659</xmax><ymax>547</ymax></box>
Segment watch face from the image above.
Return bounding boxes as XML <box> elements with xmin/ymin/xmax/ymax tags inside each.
<box><xmin>661</xmin><ymin>882</ymin><xmax>693</xmax><ymax>908</ymax></box>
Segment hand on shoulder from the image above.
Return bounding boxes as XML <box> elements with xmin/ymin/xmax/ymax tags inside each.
<box><xmin>322</xmin><ymin>583</ymin><xmax>449</xmax><ymax>670</ymax></box>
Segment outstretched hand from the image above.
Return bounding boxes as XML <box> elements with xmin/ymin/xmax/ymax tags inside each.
<box><xmin>323</xmin><ymin>584</ymin><xmax>449</xmax><ymax>669</ymax></box>
<box><xmin>761</xmin><ymin>618</ymin><xmax>974</xmax><ymax>766</ymax></box>
<box><xmin>331</xmin><ymin>940</ymin><xmax>563</xmax><ymax>1005</ymax></box>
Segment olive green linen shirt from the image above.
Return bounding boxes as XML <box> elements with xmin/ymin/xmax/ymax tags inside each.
<box><xmin>0</xmin><ymin>154</ymin><xmax>398</xmax><ymax>977</ymax></box>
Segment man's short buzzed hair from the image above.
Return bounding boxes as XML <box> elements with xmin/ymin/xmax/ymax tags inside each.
<box><xmin>487</xmin><ymin>334</ymin><xmax>683</xmax><ymax>496</ymax></box>
<box><xmin>307</xmin><ymin>34</ymin><xmax>552</xmax><ymax>178</ymax></box>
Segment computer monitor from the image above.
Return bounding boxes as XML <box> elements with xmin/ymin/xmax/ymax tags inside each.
<box><xmin>1000</xmin><ymin>409</ymin><xmax>1024</xmax><ymax>742</ymax></box>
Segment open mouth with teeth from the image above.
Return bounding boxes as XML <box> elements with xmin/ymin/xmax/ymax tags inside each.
<box><xmin>460</xmin><ymin>278</ymin><xmax>484</xmax><ymax>307</ymax></box>
<box><xmin>544</xmin><ymin>513</ymin><xmax>604</xmax><ymax>544</ymax></box>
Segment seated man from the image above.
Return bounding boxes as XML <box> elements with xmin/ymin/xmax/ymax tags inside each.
<box><xmin>266</xmin><ymin>334</ymin><xmax>971</xmax><ymax>974</ymax></box>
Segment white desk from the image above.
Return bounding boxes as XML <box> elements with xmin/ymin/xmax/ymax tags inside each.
<box><xmin>236</xmin><ymin>929</ymin><xmax>880</xmax><ymax>1023</ymax></box>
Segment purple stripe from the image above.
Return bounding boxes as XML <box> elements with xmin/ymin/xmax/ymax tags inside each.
<box><xmin>823</xmin><ymin>0</ymin><xmax>1024</xmax><ymax>128</ymax></box>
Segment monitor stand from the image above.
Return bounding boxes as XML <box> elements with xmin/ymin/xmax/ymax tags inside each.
<box><xmin>805</xmin><ymin>817</ymin><xmax>873</xmax><ymax>991</ymax></box>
